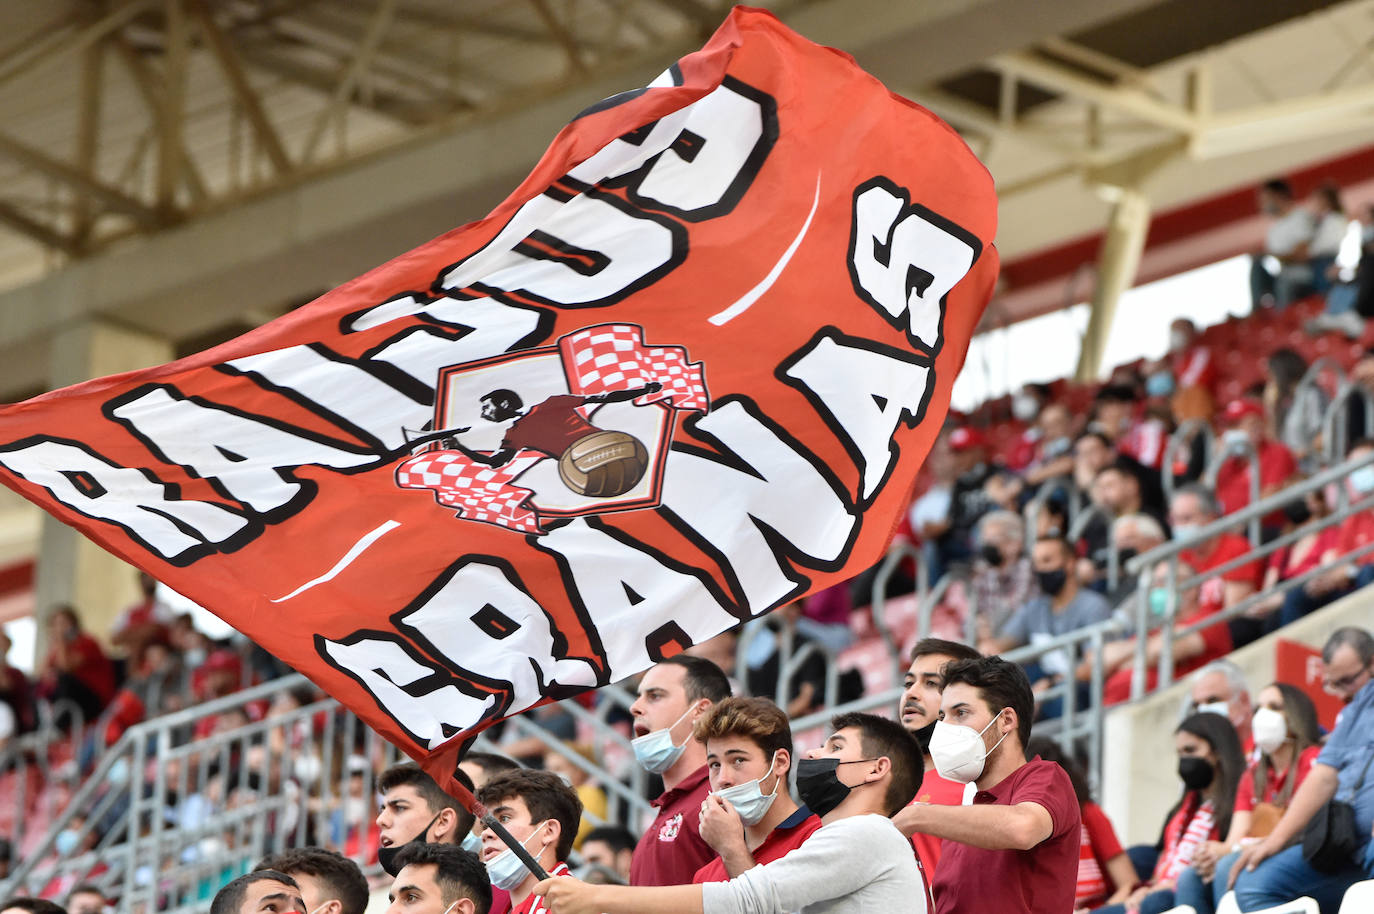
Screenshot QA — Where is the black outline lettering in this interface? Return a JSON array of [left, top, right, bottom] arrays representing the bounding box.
[[0, 435, 252, 566], [437, 188, 688, 310], [104, 384, 377, 526], [775, 327, 936, 509], [846, 176, 983, 357], [655, 396, 861, 615]]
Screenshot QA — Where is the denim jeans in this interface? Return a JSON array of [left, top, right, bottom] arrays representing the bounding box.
[[1089, 889, 1176, 914], [1173, 850, 1240, 914], [1232, 844, 1366, 912]]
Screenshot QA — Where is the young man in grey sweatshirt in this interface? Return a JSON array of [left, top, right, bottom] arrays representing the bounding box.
[[533, 711, 928, 914]]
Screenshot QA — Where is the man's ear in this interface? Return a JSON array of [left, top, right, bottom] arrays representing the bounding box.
[[773, 748, 791, 779], [1000, 708, 1019, 741], [543, 818, 562, 854], [432, 806, 458, 841], [866, 756, 892, 784], [452, 898, 476, 914]]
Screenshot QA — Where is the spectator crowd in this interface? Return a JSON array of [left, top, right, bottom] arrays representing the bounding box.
[[4, 176, 1374, 914]]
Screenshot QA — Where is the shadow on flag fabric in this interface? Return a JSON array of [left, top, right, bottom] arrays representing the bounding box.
[[0, 7, 998, 801]]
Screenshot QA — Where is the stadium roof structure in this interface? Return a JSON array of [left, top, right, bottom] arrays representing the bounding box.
[[1, 0, 1374, 392]]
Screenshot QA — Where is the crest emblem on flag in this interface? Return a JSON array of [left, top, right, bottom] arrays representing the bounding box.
[[395, 322, 708, 533]]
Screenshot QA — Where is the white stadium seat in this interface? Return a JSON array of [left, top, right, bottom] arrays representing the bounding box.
[[1158, 905, 1197, 914], [1339, 880, 1374, 914], [1215, 892, 1320, 914]]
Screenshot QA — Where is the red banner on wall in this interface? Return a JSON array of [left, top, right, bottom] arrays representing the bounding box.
[[0, 8, 997, 795]]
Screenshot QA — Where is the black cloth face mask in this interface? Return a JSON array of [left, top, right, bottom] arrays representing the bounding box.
[[979, 543, 1004, 568], [1177, 756, 1215, 792], [795, 756, 876, 818], [1035, 568, 1068, 597], [378, 812, 441, 876], [912, 720, 938, 754]]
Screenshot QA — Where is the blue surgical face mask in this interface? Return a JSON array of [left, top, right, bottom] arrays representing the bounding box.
[[712, 751, 781, 826], [1171, 523, 1199, 542], [1148, 588, 1171, 618], [461, 830, 482, 855], [631, 705, 697, 774], [55, 828, 80, 856], [485, 821, 550, 891], [1146, 372, 1175, 398], [1350, 465, 1374, 496]]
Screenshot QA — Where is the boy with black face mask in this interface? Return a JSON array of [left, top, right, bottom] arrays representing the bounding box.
[[534, 712, 929, 914]]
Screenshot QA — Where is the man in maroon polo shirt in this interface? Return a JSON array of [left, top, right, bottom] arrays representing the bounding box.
[[628, 655, 731, 886], [900, 656, 1079, 914]]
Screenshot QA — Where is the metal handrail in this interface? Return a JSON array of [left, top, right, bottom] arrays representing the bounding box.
[[1161, 419, 1214, 504], [870, 541, 919, 685], [1126, 447, 1374, 698], [1128, 448, 1374, 575], [1322, 381, 1374, 466], [1024, 474, 1075, 543], [1202, 436, 1263, 545]]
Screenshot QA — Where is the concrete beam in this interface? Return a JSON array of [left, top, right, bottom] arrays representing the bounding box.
[[0, 0, 1177, 394]]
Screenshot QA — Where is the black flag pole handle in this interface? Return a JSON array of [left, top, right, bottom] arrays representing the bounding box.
[[480, 813, 551, 882]]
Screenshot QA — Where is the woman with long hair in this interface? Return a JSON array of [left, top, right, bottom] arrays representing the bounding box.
[[1090, 712, 1246, 914], [1173, 684, 1323, 914]]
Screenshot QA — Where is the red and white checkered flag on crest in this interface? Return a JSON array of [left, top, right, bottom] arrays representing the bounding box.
[[394, 451, 542, 534], [559, 324, 709, 413]]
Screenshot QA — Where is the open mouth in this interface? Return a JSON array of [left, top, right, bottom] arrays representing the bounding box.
[[633, 723, 650, 738]]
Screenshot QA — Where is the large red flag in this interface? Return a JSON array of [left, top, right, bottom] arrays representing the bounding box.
[[0, 8, 996, 797]]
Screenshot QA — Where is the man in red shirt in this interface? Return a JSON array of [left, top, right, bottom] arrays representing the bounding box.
[[1275, 438, 1374, 627], [628, 656, 730, 887], [892, 638, 981, 878], [1213, 399, 1298, 523], [35, 605, 115, 724], [477, 770, 582, 914], [1173, 483, 1264, 647], [901, 656, 1080, 914], [691, 696, 820, 883]]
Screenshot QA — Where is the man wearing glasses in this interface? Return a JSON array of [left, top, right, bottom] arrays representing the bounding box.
[[1229, 627, 1374, 910]]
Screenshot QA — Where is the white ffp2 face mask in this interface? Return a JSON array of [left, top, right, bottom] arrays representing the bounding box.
[[928, 713, 1009, 784], [1252, 707, 1290, 755], [711, 751, 781, 826], [1196, 701, 1230, 720]]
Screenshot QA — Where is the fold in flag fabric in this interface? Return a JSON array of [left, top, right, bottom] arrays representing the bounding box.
[[0, 6, 997, 800]]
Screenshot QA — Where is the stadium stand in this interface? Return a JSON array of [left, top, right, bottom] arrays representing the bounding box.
[[8, 6, 1374, 914]]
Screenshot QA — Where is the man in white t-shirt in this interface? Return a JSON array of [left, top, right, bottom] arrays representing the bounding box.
[[1251, 178, 1315, 310]]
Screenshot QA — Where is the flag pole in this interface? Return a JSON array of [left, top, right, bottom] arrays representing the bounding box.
[[480, 813, 551, 881]]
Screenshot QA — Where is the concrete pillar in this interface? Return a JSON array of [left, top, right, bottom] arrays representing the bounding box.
[[1075, 186, 1150, 382], [34, 319, 174, 651]]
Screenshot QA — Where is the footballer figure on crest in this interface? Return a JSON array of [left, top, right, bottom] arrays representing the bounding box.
[[439, 382, 663, 498]]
